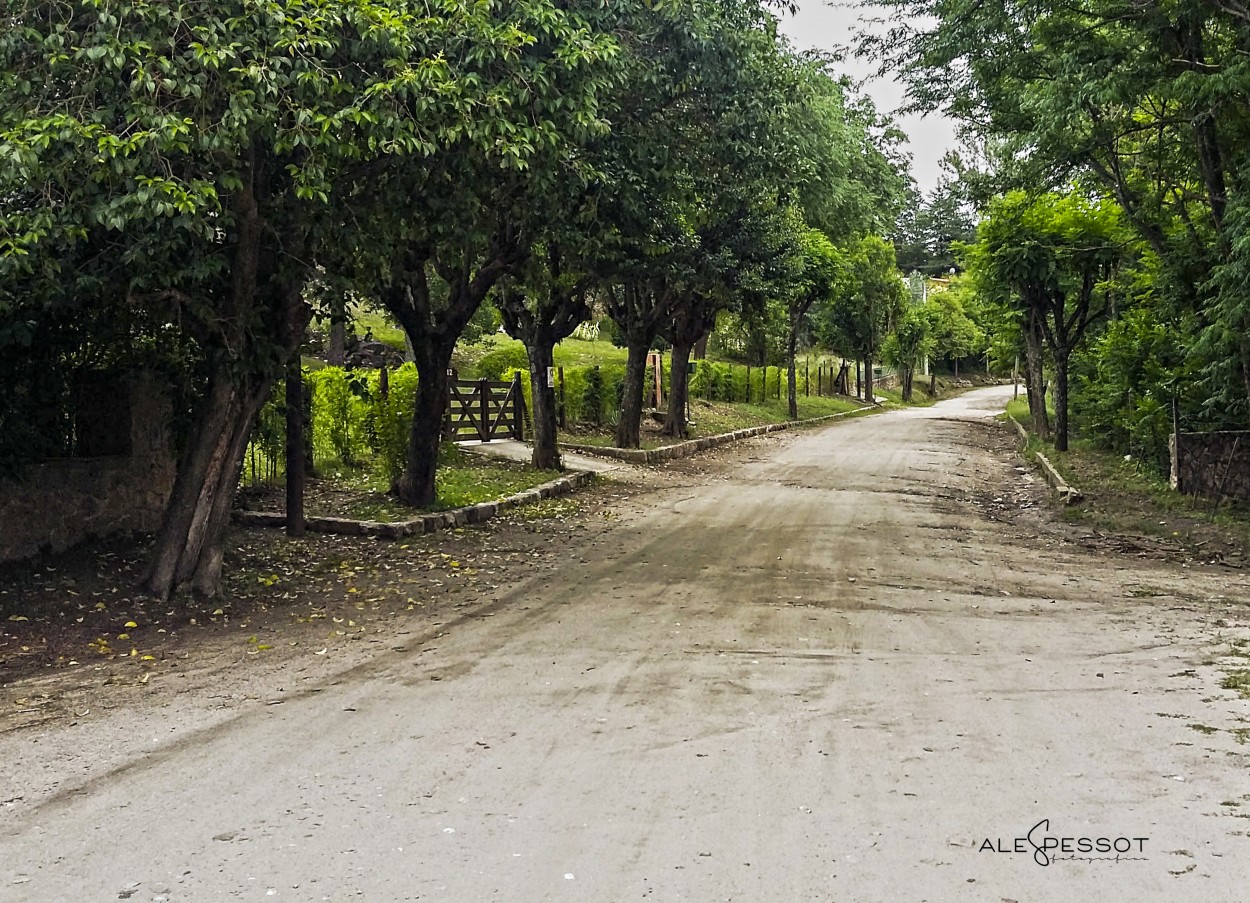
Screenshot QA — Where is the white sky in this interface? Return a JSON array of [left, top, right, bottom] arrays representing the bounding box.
[[775, 1, 957, 196]]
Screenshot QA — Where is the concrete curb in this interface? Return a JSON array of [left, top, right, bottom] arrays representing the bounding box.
[[234, 470, 596, 538], [1006, 413, 1083, 504], [565, 407, 871, 465]]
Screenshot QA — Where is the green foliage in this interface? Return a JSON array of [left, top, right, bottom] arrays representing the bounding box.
[[817, 235, 908, 361], [474, 346, 531, 381], [308, 368, 370, 467], [1070, 309, 1194, 474], [883, 305, 932, 373], [510, 364, 627, 429], [370, 364, 418, 484], [864, 0, 1250, 424], [925, 281, 984, 365]]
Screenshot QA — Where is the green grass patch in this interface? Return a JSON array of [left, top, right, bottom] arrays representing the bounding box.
[[253, 443, 561, 521], [1005, 405, 1250, 555], [455, 334, 631, 379], [349, 305, 408, 351], [434, 443, 561, 510], [1220, 670, 1250, 699]]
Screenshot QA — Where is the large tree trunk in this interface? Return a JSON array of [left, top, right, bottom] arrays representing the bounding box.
[[902, 366, 914, 402], [526, 336, 562, 470], [1024, 310, 1050, 439], [863, 355, 875, 404], [328, 319, 346, 366], [395, 341, 453, 506], [143, 144, 312, 601], [1240, 318, 1250, 429], [786, 328, 799, 420], [615, 341, 650, 448], [662, 339, 693, 438], [145, 372, 272, 600], [382, 236, 527, 504], [285, 359, 306, 537], [1053, 351, 1070, 452]]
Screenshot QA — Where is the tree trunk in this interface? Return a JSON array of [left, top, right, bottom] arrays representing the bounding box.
[[527, 336, 562, 470], [1024, 310, 1050, 439], [395, 342, 452, 507], [615, 341, 649, 448], [786, 328, 799, 420], [1240, 319, 1250, 429], [285, 359, 305, 537], [864, 355, 875, 404], [1053, 351, 1070, 452], [328, 319, 346, 366], [902, 366, 914, 402], [662, 340, 693, 438], [144, 372, 272, 600]]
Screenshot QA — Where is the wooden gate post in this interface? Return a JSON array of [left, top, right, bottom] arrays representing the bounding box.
[[443, 368, 457, 438], [512, 372, 525, 440], [478, 377, 490, 442]]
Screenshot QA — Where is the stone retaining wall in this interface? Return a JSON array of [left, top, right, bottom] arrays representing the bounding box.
[[1171, 430, 1250, 502], [564, 407, 870, 465], [0, 375, 174, 562], [234, 471, 595, 538]]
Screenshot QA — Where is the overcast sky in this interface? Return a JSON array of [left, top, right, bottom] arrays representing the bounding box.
[[774, 1, 957, 196]]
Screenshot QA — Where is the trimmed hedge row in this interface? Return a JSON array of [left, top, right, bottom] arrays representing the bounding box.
[[242, 356, 854, 486]]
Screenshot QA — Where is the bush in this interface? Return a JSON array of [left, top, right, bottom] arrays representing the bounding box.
[[508, 363, 629, 430], [308, 367, 371, 466], [474, 345, 530, 380], [369, 364, 417, 483]]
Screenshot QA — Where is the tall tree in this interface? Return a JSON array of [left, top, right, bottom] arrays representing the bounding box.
[[340, 2, 619, 504], [593, 0, 800, 447], [786, 227, 840, 419], [818, 236, 908, 404], [499, 246, 592, 470], [883, 305, 932, 402], [967, 191, 1124, 450], [0, 0, 480, 598], [861, 0, 1250, 426]]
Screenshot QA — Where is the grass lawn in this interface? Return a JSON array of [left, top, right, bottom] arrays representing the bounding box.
[[561, 392, 867, 450], [241, 443, 561, 521]]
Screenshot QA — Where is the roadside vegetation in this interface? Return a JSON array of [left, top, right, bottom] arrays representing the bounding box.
[[4, 0, 1245, 623], [1004, 399, 1250, 566]]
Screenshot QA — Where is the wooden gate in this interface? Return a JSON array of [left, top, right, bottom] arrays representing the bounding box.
[[445, 373, 525, 442]]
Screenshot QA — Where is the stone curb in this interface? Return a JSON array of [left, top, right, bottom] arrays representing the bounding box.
[[564, 407, 871, 465], [234, 470, 596, 538], [1006, 413, 1083, 504]]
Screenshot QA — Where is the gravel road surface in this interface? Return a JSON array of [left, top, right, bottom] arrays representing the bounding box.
[[3, 385, 1248, 902]]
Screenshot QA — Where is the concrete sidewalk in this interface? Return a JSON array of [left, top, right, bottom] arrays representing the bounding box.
[[457, 438, 624, 474]]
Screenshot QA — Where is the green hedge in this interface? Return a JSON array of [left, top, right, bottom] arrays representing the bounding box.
[[243, 355, 853, 486], [245, 364, 419, 486]]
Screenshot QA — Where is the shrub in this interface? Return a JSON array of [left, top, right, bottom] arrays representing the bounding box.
[[474, 345, 530, 380], [308, 366, 371, 466], [369, 364, 417, 483]]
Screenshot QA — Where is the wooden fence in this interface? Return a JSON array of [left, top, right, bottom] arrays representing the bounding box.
[[445, 373, 525, 442]]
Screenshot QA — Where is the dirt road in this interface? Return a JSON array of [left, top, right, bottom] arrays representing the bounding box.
[[3, 386, 1248, 902]]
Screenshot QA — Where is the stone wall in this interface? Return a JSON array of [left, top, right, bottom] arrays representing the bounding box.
[[0, 374, 175, 562], [1171, 430, 1250, 503]]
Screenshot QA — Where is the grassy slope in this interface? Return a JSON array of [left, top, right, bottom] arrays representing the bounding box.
[[1003, 398, 1250, 558]]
